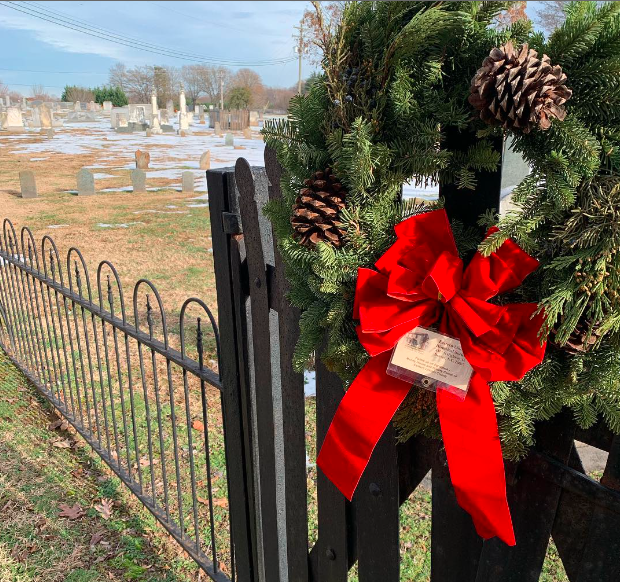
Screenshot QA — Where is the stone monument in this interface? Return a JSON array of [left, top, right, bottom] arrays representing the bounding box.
[[135, 149, 150, 169], [4, 107, 24, 132], [199, 150, 211, 170], [19, 171, 37, 199], [182, 171, 194, 193], [177, 86, 191, 135], [39, 104, 52, 129], [77, 169, 95, 196], [224, 133, 234, 146], [150, 89, 162, 135], [131, 169, 146, 193]]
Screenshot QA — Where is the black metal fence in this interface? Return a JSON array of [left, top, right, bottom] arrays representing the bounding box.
[[0, 219, 254, 582]]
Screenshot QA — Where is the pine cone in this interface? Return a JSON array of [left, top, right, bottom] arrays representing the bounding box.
[[554, 317, 601, 354], [469, 41, 572, 133], [291, 168, 347, 248]]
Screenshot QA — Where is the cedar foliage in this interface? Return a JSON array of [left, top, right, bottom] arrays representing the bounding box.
[[264, 1, 620, 459]]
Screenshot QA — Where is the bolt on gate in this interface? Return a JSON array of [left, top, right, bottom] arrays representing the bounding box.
[[206, 144, 620, 582], [0, 220, 254, 582]]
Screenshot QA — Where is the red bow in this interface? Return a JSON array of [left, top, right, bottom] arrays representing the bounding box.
[[317, 209, 546, 546]]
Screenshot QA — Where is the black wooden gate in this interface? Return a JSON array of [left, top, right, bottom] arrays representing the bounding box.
[[207, 143, 620, 582]]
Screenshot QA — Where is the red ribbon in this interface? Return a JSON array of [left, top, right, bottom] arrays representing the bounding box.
[[316, 209, 546, 546]]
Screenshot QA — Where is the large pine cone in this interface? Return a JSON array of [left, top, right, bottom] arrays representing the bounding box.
[[554, 317, 601, 354], [291, 168, 347, 248], [469, 41, 572, 133]]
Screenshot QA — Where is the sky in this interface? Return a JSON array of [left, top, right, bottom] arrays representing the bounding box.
[[0, 1, 311, 96], [0, 1, 549, 98]]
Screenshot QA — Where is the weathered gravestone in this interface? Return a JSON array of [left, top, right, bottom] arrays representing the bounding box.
[[131, 169, 146, 193], [243, 126, 252, 139], [135, 149, 150, 169], [145, 128, 152, 137], [19, 171, 37, 199], [199, 150, 211, 170], [43, 128, 54, 138], [5, 107, 24, 132], [77, 168, 95, 196], [39, 104, 52, 129], [166, 100, 174, 115], [214, 121, 221, 136], [181, 171, 194, 193], [199, 110, 205, 124], [224, 133, 234, 146]]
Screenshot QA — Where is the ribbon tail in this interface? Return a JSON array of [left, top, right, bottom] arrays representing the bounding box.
[[316, 351, 412, 501], [436, 374, 516, 546]]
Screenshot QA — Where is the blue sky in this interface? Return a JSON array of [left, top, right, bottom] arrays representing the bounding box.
[[0, 1, 549, 97], [0, 1, 310, 95]]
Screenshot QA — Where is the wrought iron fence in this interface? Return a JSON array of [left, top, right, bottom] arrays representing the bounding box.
[[0, 218, 241, 582]]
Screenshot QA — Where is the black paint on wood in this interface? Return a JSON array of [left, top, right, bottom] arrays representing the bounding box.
[[431, 449, 483, 582], [356, 424, 400, 582], [264, 146, 309, 582], [439, 127, 504, 236], [207, 167, 256, 582], [234, 158, 281, 582], [315, 342, 350, 582]]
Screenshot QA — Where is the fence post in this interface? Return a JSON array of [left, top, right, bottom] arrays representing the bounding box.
[[208, 167, 258, 582]]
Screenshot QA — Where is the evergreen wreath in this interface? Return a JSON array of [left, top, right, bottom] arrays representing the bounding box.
[[264, 1, 620, 460]]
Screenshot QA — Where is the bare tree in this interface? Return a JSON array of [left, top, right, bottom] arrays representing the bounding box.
[[536, 1, 568, 35], [123, 66, 154, 103], [495, 1, 528, 29], [199, 66, 231, 105], [30, 84, 54, 100], [153, 65, 179, 106], [181, 64, 206, 106], [109, 63, 128, 90], [264, 85, 296, 112], [231, 68, 266, 108], [301, 2, 344, 65]]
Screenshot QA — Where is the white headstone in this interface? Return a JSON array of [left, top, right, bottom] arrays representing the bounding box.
[[194, 105, 200, 115], [88, 101, 96, 111], [39, 104, 52, 129], [5, 107, 24, 131], [103, 101, 113, 111], [74, 101, 81, 112], [166, 99, 174, 115], [117, 113, 128, 127], [150, 90, 162, 134], [179, 87, 187, 115], [5, 95, 11, 107]]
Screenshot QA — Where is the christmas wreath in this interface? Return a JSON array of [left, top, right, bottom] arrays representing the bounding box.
[[264, 1, 620, 542]]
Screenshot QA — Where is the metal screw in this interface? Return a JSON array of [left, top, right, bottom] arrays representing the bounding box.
[[369, 482, 381, 497], [325, 548, 336, 561]]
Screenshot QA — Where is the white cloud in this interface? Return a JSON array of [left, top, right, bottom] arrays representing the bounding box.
[[0, 9, 134, 60]]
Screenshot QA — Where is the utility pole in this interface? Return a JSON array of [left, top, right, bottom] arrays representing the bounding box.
[[219, 69, 224, 110], [294, 19, 304, 95]]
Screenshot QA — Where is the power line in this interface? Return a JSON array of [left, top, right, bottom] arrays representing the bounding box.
[[0, 1, 297, 67], [0, 67, 107, 75], [22, 0, 292, 65]]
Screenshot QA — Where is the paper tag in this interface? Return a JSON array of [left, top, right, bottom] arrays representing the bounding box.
[[386, 326, 473, 400]]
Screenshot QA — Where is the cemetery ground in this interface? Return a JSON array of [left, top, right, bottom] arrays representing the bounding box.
[[0, 121, 574, 582]]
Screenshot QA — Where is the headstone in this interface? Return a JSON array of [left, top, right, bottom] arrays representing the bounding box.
[[199, 110, 205, 124], [243, 126, 252, 139], [199, 150, 211, 170], [177, 87, 191, 134], [182, 171, 194, 193], [66, 111, 97, 123], [166, 99, 174, 115], [194, 105, 200, 115], [116, 113, 131, 133], [21, 97, 27, 110], [19, 171, 37, 199], [88, 101, 96, 111], [224, 133, 234, 146], [249, 110, 259, 127], [74, 101, 81, 112], [159, 109, 174, 132], [179, 129, 187, 137], [150, 89, 162, 134], [214, 121, 221, 136], [5, 107, 24, 132], [145, 128, 152, 137], [0, 111, 6, 130], [42, 128, 54, 138], [77, 168, 95, 196], [39, 104, 52, 129], [5, 95, 10, 107], [135, 149, 150, 169], [102, 101, 113, 112], [131, 169, 146, 193]]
